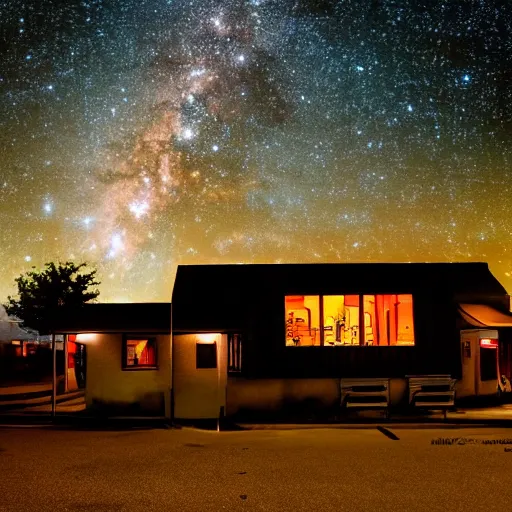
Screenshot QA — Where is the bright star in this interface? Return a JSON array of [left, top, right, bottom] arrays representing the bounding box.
[[129, 201, 150, 219], [182, 128, 194, 140]]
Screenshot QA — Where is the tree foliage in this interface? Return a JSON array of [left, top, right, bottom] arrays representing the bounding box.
[[4, 262, 100, 334]]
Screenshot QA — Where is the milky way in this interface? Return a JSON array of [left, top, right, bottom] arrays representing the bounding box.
[[1, 0, 512, 302]]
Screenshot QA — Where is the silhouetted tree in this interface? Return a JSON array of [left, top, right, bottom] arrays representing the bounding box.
[[4, 262, 100, 334]]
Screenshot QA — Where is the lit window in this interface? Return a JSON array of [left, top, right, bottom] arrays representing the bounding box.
[[123, 336, 157, 369], [323, 295, 360, 345], [364, 294, 415, 346], [285, 294, 415, 347], [285, 296, 321, 346]]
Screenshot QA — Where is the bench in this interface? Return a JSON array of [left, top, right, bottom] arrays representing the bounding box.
[[340, 378, 390, 418], [407, 375, 456, 419]]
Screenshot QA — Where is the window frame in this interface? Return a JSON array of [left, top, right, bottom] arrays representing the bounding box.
[[284, 294, 416, 347], [121, 334, 159, 371], [228, 333, 243, 373]]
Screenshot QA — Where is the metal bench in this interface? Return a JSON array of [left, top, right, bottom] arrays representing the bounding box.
[[340, 378, 390, 418], [407, 375, 456, 419]]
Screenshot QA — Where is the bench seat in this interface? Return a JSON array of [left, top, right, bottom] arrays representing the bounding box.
[[341, 378, 390, 417]]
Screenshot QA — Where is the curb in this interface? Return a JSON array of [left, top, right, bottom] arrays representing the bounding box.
[[0, 415, 174, 431], [233, 422, 512, 430]]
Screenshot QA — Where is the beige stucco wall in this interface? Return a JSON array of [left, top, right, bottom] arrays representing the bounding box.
[[226, 377, 407, 416], [173, 333, 227, 419], [85, 333, 172, 418]]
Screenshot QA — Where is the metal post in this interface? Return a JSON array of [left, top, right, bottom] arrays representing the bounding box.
[[51, 332, 56, 418], [64, 334, 68, 393], [217, 336, 221, 432]]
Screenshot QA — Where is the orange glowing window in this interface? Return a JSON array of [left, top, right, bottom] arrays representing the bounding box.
[[363, 294, 415, 346], [322, 295, 360, 346], [285, 296, 320, 346], [285, 294, 415, 347], [122, 336, 157, 369]]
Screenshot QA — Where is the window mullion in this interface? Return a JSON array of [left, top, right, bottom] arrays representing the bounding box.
[[359, 294, 364, 346], [319, 295, 324, 347]]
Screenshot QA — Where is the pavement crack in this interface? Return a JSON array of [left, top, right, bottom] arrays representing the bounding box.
[[376, 426, 400, 440]]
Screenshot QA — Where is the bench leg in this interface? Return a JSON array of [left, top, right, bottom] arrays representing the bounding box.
[[443, 409, 447, 421]]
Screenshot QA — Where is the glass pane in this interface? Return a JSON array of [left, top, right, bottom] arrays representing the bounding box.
[[285, 296, 320, 346], [374, 295, 394, 346], [323, 295, 360, 345], [126, 339, 156, 366], [396, 294, 415, 346]]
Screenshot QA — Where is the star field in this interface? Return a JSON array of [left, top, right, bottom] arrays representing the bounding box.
[[1, 0, 512, 302]]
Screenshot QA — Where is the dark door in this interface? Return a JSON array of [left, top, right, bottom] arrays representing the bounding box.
[[74, 343, 86, 389]]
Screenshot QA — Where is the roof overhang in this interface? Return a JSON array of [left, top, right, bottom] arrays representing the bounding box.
[[458, 303, 512, 328], [50, 303, 172, 334]]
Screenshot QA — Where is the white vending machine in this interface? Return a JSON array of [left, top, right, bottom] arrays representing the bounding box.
[[456, 329, 500, 399]]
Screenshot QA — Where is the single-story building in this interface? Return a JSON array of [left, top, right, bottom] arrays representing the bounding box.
[[53, 303, 171, 417], [53, 262, 512, 420]]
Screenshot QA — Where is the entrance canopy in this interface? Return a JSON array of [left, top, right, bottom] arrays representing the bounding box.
[[459, 303, 512, 328]]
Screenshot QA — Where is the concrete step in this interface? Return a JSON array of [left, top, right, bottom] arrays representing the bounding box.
[[0, 390, 84, 411], [0, 385, 53, 402]]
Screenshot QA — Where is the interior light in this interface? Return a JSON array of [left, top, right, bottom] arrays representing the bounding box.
[[480, 338, 498, 348]]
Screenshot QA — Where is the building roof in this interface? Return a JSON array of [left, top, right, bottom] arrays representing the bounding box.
[[51, 303, 172, 333], [171, 262, 509, 332]]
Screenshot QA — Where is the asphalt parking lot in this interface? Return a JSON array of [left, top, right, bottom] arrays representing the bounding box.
[[1, 425, 512, 511]]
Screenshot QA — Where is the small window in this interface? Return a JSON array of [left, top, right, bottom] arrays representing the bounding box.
[[196, 343, 217, 369], [228, 333, 242, 372], [122, 336, 157, 370]]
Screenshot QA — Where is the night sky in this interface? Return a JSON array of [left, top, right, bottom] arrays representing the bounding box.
[[1, 0, 512, 302]]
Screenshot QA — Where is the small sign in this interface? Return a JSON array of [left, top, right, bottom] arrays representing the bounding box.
[[463, 340, 471, 358]]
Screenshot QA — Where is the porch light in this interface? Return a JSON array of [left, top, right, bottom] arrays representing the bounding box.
[[196, 333, 219, 343], [75, 333, 98, 343]]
